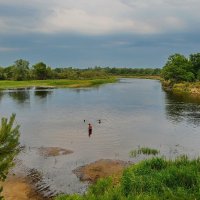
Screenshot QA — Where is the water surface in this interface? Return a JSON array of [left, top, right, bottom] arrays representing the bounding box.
[[1, 79, 200, 194]]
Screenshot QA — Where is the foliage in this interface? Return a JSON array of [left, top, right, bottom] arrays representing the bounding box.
[[162, 52, 200, 83], [13, 59, 30, 81], [0, 114, 20, 199], [104, 67, 161, 76], [3, 66, 15, 80], [55, 156, 200, 200], [32, 62, 54, 80], [0, 59, 161, 81], [162, 54, 194, 83], [0, 68, 5, 80], [189, 53, 200, 80], [129, 147, 160, 158]]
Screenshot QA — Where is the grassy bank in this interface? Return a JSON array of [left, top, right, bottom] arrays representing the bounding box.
[[0, 78, 117, 89], [55, 156, 200, 200], [162, 80, 200, 96]]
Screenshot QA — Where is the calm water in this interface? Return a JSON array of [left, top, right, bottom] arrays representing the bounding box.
[[1, 78, 200, 194]]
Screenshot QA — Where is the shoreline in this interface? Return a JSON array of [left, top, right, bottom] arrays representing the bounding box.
[[0, 78, 117, 90], [0, 77, 162, 90], [162, 80, 200, 97], [1, 174, 49, 200], [1, 158, 130, 200]]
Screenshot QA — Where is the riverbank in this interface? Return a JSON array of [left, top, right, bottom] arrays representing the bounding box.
[[1, 158, 129, 200], [116, 75, 161, 80], [0, 78, 117, 90], [56, 156, 200, 200], [1, 174, 46, 200], [162, 80, 200, 96]]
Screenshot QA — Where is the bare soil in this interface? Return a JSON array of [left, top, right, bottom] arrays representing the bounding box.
[[73, 159, 130, 183], [1, 175, 45, 200]]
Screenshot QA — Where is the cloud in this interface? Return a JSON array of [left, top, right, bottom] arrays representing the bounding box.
[[0, 0, 199, 35], [0, 0, 199, 68]]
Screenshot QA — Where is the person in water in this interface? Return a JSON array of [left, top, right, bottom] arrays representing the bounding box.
[[88, 123, 92, 137]]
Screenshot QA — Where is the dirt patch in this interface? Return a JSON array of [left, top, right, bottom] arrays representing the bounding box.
[[1, 167, 56, 200], [73, 159, 130, 183], [39, 147, 73, 157], [1, 175, 45, 200]]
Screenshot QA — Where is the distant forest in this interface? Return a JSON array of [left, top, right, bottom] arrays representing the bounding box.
[[1, 52, 200, 82], [1, 53, 200, 82], [0, 59, 161, 81], [0, 60, 161, 81]]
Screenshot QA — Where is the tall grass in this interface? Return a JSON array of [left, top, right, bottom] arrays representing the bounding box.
[[129, 147, 160, 157], [55, 155, 200, 200]]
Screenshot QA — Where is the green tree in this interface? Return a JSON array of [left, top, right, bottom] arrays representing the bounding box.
[[162, 54, 194, 83], [0, 67, 5, 80], [3, 66, 15, 80], [189, 53, 200, 79], [13, 59, 30, 81], [32, 62, 48, 80], [0, 114, 20, 199]]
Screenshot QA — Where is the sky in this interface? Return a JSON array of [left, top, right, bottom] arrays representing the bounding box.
[[0, 0, 200, 68]]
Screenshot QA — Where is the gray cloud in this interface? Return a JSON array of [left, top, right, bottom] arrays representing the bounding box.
[[0, 0, 200, 35], [0, 0, 199, 67]]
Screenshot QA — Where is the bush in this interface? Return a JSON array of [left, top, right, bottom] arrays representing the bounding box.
[[55, 156, 200, 200]]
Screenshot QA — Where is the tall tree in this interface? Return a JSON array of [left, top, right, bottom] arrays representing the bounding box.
[[189, 53, 200, 80], [32, 62, 48, 80], [0, 67, 5, 80], [0, 114, 20, 199], [3, 66, 15, 80], [13, 59, 30, 81]]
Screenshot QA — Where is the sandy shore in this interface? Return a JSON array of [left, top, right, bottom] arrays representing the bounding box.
[[1, 175, 45, 200], [0, 146, 75, 200]]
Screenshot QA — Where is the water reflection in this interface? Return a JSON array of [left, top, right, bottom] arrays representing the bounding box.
[[71, 87, 100, 93], [34, 90, 53, 99], [8, 90, 30, 104], [0, 91, 5, 101], [165, 92, 200, 126]]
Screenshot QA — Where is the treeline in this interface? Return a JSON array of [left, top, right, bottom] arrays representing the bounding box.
[[162, 53, 200, 83], [104, 67, 161, 76], [0, 59, 161, 81]]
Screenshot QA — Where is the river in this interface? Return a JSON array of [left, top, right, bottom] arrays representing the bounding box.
[[1, 78, 200, 194]]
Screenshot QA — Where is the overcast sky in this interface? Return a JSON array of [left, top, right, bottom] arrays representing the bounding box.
[[0, 0, 200, 68]]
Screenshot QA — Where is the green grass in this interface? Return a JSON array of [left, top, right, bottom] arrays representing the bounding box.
[[129, 147, 160, 158], [0, 78, 117, 89], [55, 155, 200, 200]]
